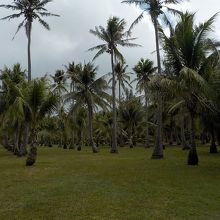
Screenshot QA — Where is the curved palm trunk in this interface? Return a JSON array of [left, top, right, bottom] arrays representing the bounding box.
[[26, 128, 37, 166], [88, 102, 99, 153], [210, 124, 217, 154], [188, 112, 199, 165], [144, 88, 149, 148], [152, 18, 163, 159], [110, 51, 118, 153], [27, 20, 32, 82]]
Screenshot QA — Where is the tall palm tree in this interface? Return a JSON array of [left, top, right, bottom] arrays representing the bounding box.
[[133, 58, 157, 148], [66, 62, 110, 153], [159, 12, 220, 165], [0, 0, 59, 82], [122, 0, 183, 159], [89, 16, 140, 153]]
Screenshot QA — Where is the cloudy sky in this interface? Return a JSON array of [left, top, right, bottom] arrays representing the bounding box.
[[0, 0, 219, 78]]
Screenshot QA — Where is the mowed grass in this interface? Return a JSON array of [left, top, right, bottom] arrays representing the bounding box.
[[0, 146, 220, 220]]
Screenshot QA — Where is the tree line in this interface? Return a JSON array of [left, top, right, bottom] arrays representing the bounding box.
[[0, 0, 220, 167]]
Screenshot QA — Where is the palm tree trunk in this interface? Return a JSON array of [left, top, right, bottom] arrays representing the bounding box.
[[152, 18, 163, 159], [210, 124, 217, 154], [110, 51, 118, 153], [188, 112, 199, 165], [27, 20, 32, 82], [144, 88, 149, 148], [119, 79, 121, 105], [26, 128, 38, 166], [181, 117, 190, 150], [88, 101, 99, 153]]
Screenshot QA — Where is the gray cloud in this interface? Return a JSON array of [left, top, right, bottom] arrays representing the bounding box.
[[0, 0, 219, 78]]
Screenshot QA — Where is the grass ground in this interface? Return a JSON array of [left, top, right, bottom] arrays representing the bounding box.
[[0, 146, 220, 220]]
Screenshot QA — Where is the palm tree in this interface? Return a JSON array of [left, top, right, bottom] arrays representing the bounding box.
[[0, 0, 59, 81], [25, 78, 58, 166], [133, 58, 157, 148], [89, 16, 140, 153], [65, 62, 77, 93], [122, 0, 183, 159], [112, 61, 132, 105], [119, 97, 144, 148], [66, 62, 110, 153], [159, 12, 220, 165]]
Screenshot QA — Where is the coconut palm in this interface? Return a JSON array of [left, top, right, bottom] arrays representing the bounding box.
[[159, 12, 220, 165], [133, 58, 157, 148], [119, 97, 144, 148], [65, 62, 77, 93], [111, 61, 132, 105], [0, 0, 59, 81], [66, 62, 110, 153], [89, 16, 140, 153], [0, 63, 26, 85], [122, 0, 183, 158], [25, 78, 58, 166]]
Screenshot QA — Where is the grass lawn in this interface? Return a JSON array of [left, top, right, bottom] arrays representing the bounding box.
[[0, 146, 220, 220]]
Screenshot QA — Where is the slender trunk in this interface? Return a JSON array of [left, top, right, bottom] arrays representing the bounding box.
[[88, 102, 98, 153], [188, 112, 198, 165], [152, 18, 163, 159], [14, 125, 20, 156], [110, 51, 118, 153], [119, 80, 121, 106], [27, 20, 32, 82], [210, 124, 217, 154], [144, 88, 149, 148], [22, 123, 29, 155], [174, 128, 181, 145], [181, 118, 190, 150], [26, 128, 37, 166]]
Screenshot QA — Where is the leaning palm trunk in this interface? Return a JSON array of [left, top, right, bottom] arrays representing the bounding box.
[[26, 128, 37, 166], [188, 112, 198, 165], [144, 88, 149, 148], [152, 18, 163, 159], [88, 102, 99, 153], [110, 51, 118, 153], [27, 20, 32, 82]]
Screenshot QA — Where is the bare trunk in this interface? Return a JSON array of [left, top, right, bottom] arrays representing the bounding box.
[[144, 88, 149, 148], [88, 102, 99, 153], [152, 18, 163, 159], [188, 112, 198, 165], [110, 51, 118, 153], [27, 20, 32, 82]]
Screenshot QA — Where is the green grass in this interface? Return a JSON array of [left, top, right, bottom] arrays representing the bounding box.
[[0, 146, 220, 220]]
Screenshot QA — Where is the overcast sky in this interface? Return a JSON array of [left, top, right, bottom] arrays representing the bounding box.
[[0, 0, 219, 78]]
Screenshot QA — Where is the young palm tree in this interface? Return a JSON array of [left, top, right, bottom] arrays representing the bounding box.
[[133, 58, 157, 148], [119, 97, 144, 148], [0, 0, 59, 81], [89, 16, 140, 153], [122, 0, 183, 159], [25, 78, 58, 166], [66, 62, 110, 153]]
